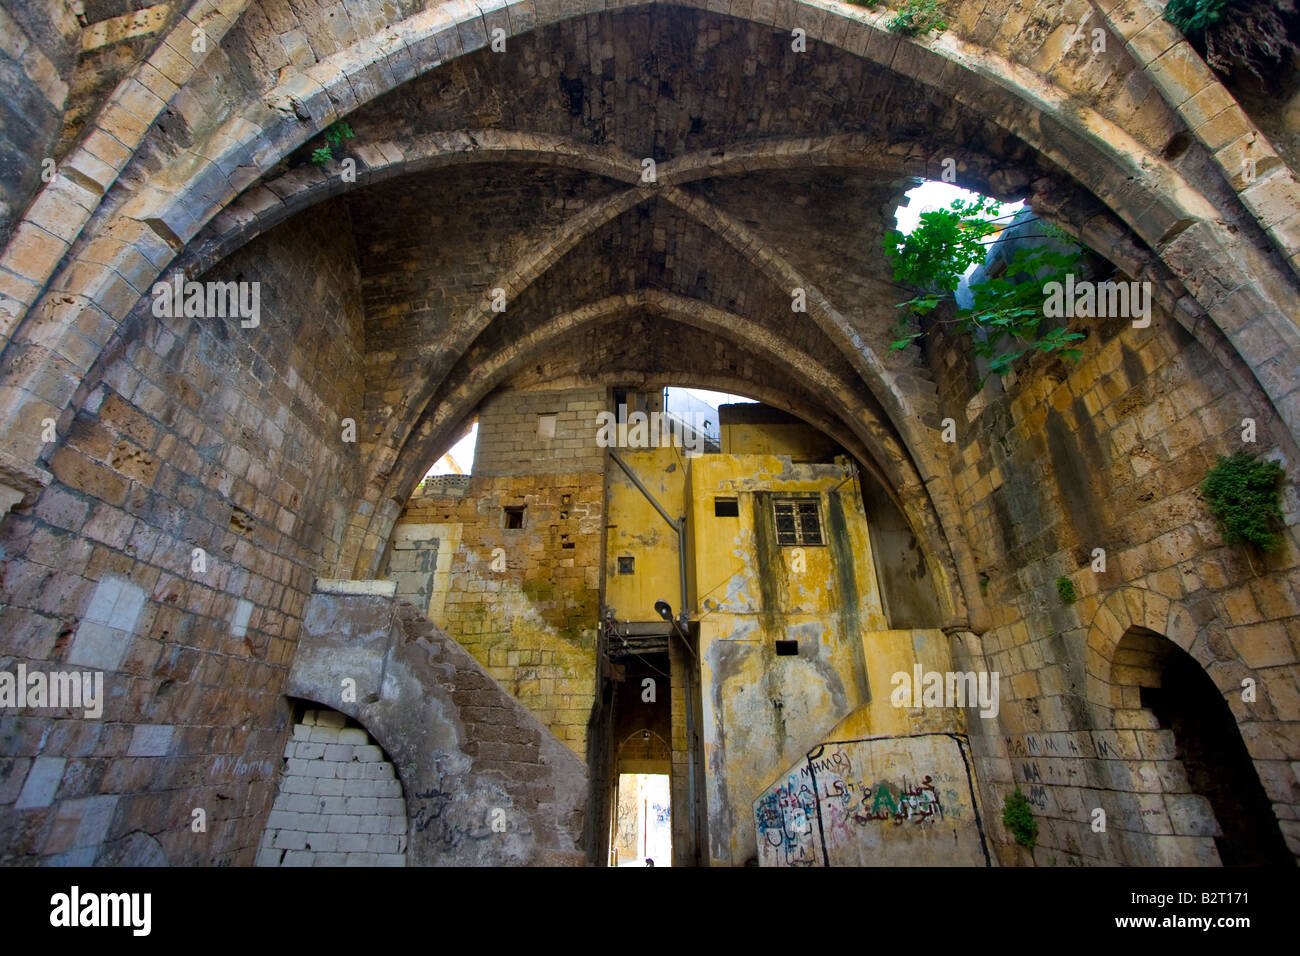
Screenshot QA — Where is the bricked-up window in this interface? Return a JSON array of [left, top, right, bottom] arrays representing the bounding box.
[[618, 556, 635, 574], [773, 499, 822, 546], [504, 506, 526, 530]]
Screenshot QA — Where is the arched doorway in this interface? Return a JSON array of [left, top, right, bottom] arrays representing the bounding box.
[[612, 730, 673, 867], [256, 704, 408, 867], [1112, 626, 1292, 866]]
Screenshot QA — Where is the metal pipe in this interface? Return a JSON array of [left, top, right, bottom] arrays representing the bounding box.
[[608, 450, 701, 862], [608, 451, 691, 637], [675, 516, 695, 661], [686, 650, 696, 868], [609, 450, 678, 531]]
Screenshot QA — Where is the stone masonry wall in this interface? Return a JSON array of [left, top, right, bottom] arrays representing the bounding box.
[[0, 1, 76, 248], [1, 0, 1298, 871], [384, 386, 608, 756], [0, 199, 367, 864], [256, 707, 407, 867], [287, 591, 589, 865], [934, 292, 1300, 865], [394, 468, 604, 758], [472, 387, 608, 477]]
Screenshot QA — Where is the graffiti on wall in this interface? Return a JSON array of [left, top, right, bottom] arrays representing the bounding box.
[[754, 776, 821, 866], [753, 732, 990, 866]]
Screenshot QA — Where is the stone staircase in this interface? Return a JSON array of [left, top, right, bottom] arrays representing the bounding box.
[[283, 582, 589, 865]]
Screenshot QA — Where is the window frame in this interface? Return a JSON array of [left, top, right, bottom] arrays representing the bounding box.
[[714, 496, 739, 518], [772, 496, 824, 547], [503, 506, 526, 530]]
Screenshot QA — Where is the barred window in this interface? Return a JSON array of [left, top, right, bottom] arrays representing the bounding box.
[[773, 499, 823, 546]]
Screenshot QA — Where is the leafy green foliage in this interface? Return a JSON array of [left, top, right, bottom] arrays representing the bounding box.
[[884, 197, 1085, 379], [887, 0, 947, 35], [887, 196, 1001, 291], [1201, 453, 1286, 552], [962, 245, 1085, 377], [1056, 576, 1076, 603], [1163, 0, 1296, 82], [1164, 0, 1231, 37], [1002, 788, 1038, 849], [324, 121, 354, 147], [309, 121, 356, 165]]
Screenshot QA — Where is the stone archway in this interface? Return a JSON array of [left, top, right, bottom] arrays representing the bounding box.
[[286, 586, 590, 865], [1084, 587, 1293, 865], [3, 0, 1300, 868], [4, 0, 1300, 615], [256, 704, 409, 867], [1085, 587, 1204, 713]]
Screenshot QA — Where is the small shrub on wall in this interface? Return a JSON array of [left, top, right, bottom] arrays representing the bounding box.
[[1056, 576, 1077, 604], [1002, 788, 1038, 849], [1201, 453, 1287, 552], [886, 0, 947, 36], [310, 121, 356, 165]]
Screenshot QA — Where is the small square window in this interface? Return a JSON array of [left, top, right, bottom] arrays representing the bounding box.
[[775, 640, 799, 656], [617, 556, 635, 575], [504, 506, 526, 530], [714, 497, 739, 517], [773, 499, 822, 546]]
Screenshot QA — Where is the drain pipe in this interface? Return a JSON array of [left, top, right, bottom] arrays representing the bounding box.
[[608, 451, 689, 619], [608, 451, 701, 864]]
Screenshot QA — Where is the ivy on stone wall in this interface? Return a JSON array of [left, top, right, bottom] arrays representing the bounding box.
[[842, 0, 948, 36], [1056, 576, 1077, 603]]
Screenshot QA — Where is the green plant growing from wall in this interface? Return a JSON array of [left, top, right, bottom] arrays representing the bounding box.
[[1201, 453, 1286, 552], [1163, 0, 1298, 82], [883, 197, 1085, 380], [1056, 575, 1076, 603], [1165, 0, 1231, 33], [310, 121, 356, 166], [1002, 787, 1038, 849], [886, 0, 947, 35]]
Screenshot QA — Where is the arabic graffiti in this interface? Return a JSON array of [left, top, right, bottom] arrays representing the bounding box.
[[753, 734, 990, 866], [410, 786, 534, 852], [847, 775, 944, 825], [754, 775, 821, 866], [754, 764, 946, 865]]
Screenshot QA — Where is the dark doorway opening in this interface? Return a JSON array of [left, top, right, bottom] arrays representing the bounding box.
[[603, 646, 675, 866], [1132, 632, 1293, 866]]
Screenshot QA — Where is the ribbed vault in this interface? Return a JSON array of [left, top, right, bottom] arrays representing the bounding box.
[[9, 1, 1300, 640]]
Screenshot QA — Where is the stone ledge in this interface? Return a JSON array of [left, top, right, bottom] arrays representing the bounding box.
[[312, 578, 397, 596], [0, 448, 52, 514]]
